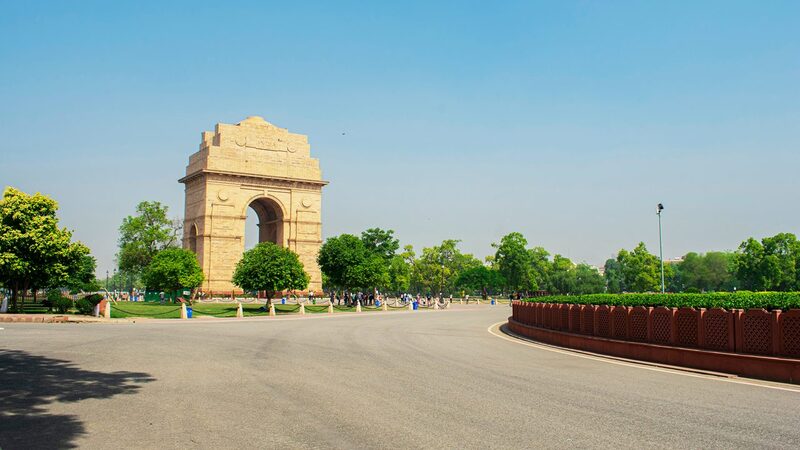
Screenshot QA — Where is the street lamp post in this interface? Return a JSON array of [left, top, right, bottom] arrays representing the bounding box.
[[106, 270, 109, 291], [657, 203, 665, 294]]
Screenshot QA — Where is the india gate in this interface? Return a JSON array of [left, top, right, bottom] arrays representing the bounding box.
[[178, 116, 327, 293]]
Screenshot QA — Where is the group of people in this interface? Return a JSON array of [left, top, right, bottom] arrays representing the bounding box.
[[329, 291, 385, 307]]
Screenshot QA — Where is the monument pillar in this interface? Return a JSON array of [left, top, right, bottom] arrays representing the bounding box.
[[179, 116, 327, 293]]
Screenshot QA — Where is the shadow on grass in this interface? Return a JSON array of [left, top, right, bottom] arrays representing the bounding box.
[[0, 349, 154, 449]]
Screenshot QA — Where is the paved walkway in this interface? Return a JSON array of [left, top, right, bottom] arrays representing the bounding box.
[[1, 306, 798, 448]]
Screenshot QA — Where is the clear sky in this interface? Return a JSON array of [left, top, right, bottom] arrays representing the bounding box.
[[1, 1, 798, 275]]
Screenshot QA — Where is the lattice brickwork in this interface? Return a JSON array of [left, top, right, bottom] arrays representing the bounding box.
[[596, 306, 611, 337], [581, 306, 595, 335], [651, 307, 672, 344], [780, 310, 800, 357], [703, 309, 731, 351], [612, 306, 627, 339], [569, 305, 581, 332], [674, 308, 698, 347], [629, 307, 648, 342], [742, 310, 772, 355]]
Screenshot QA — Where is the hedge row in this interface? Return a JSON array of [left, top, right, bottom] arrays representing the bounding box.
[[523, 292, 800, 311]]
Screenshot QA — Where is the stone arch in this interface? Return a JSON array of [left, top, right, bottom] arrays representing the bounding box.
[[188, 223, 198, 254], [245, 196, 286, 246], [179, 116, 327, 293]]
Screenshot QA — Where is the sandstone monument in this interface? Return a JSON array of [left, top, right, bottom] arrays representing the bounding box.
[[179, 116, 327, 293]]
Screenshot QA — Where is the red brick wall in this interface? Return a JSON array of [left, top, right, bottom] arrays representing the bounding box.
[[511, 301, 799, 359]]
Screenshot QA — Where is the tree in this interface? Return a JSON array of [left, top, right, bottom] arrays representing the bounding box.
[[735, 233, 800, 291], [318, 234, 387, 292], [142, 248, 204, 295], [617, 243, 660, 292], [360, 228, 399, 261], [494, 232, 532, 292], [64, 253, 99, 293], [412, 240, 480, 295], [604, 258, 624, 293], [387, 255, 411, 293], [456, 265, 505, 298], [573, 264, 605, 294], [232, 242, 308, 304], [549, 255, 575, 294], [528, 247, 551, 291], [0, 187, 88, 309], [117, 201, 181, 276]]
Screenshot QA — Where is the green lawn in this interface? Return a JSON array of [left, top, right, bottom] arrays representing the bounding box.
[[107, 301, 398, 318]]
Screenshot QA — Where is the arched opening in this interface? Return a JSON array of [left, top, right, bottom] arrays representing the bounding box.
[[245, 197, 284, 250], [188, 224, 198, 254]]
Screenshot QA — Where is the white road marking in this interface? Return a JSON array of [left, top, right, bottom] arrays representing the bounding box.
[[488, 321, 800, 394]]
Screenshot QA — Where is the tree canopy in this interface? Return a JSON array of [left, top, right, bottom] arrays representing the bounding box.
[[0, 187, 90, 308], [232, 242, 309, 302], [142, 248, 204, 293], [117, 201, 181, 276], [493, 232, 531, 292]]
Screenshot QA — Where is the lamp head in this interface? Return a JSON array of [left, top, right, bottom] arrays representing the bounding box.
[[657, 203, 664, 214]]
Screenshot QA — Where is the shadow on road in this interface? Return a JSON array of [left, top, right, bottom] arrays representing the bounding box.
[[0, 349, 154, 449]]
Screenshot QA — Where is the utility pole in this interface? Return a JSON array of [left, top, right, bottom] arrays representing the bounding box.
[[657, 203, 665, 293]]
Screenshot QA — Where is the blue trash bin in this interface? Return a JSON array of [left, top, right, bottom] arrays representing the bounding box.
[[187, 307, 193, 318], [413, 301, 419, 310], [376, 300, 381, 307], [281, 298, 286, 305], [491, 299, 496, 305]]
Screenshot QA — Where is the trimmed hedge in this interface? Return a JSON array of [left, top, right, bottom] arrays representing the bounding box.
[[524, 292, 800, 311]]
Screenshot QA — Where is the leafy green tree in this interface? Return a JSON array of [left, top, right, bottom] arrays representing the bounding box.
[[735, 233, 800, 291], [456, 265, 505, 298], [617, 243, 660, 292], [117, 201, 181, 276], [387, 255, 411, 293], [494, 232, 532, 292], [528, 247, 551, 291], [0, 187, 88, 309], [412, 240, 480, 294], [573, 263, 605, 294], [604, 258, 624, 293], [142, 248, 204, 295], [64, 253, 100, 293], [232, 242, 308, 304], [318, 234, 387, 292], [549, 255, 575, 294], [360, 228, 400, 261]]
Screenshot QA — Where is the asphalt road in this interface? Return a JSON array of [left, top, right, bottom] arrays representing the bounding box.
[[1, 306, 799, 449]]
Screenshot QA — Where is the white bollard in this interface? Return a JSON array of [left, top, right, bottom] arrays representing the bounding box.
[[460, 298, 464, 305], [104, 300, 111, 319], [269, 302, 276, 317], [1, 296, 9, 313], [356, 301, 362, 313], [300, 303, 306, 315], [93, 303, 99, 317], [180, 303, 188, 319], [408, 301, 414, 312], [434, 301, 440, 310], [382, 301, 388, 311], [328, 302, 334, 314], [236, 302, 243, 318]]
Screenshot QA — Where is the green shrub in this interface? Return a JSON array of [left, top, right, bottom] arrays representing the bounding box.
[[75, 298, 93, 315], [84, 293, 104, 306], [52, 296, 73, 314], [524, 292, 800, 311], [74, 294, 103, 315]]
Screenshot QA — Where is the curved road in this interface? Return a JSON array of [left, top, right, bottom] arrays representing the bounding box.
[[1, 306, 799, 449]]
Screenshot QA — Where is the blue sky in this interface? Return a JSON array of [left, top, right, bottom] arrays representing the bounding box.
[[1, 1, 798, 275]]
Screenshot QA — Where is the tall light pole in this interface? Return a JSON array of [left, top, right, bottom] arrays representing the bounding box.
[[657, 203, 665, 293]]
